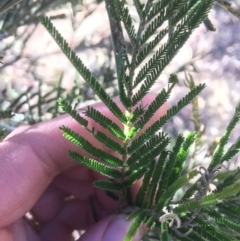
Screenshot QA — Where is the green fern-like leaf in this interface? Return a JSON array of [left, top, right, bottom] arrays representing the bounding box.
[[221, 136, 240, 162], [217, 203, 240, 219], [127, 135, 170, 170], [85, 106, 126, 140], [176, 181, 240, 214], [131, 84, 206, 152], [135, 27, 169, 68], [58, 99, 88, 127], [215, 168, 240, 193], [156, 169, 199, 212], [60, 126, 123, 167], [135, 166, 153, 207], [94, 180, 123, 191], [69, 151, 122, 179], [140, 13, 167, 46], [145, 150, 169, 208], [0, 109, 14, 120], [40, 16, 127, 124], [209, 104, 240, 169], [169, 132, 197, 183], [94, 131, 125, 155], [195, 217, 238, 241], [135, 83, 174, 130], [116, 50, 132, 109], [161, 221, 169, 241], [157, 134, 185, 198], [118, 2, 137, 46], [124, 166, 149, 188], [39, 0, 240, 240], [202, 181, 240, 206], [205, 208, 240, 235], [133, 0, 214, 94], [124, 210, 148, 241], [145, 0, 169, 23]]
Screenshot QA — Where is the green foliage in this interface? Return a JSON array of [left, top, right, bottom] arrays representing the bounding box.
[[40, 0, 240, 240], [209, 105, 240, 169], [0, 109, 14, 120], [0, 108, 14, 140], [203, 1, 240, 31], [0, 74, 81, 131]]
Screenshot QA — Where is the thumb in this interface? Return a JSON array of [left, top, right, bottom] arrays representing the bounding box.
[[79, 214, 144, 241]]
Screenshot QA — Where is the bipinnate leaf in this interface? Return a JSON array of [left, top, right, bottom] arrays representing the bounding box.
[[145, 216, 156, 229], [215, 168, 240, 193], [168, 132, 196, 183], [58, 98, 88, 128], [94, 131, 125, 155], [135, 27, 169, 68], [127, 136, 170, 171], [206, 208, 240, 235], [145, 150, 169, 208], [175, 181, 240, 214], [156, 134, 185, 200], [135, 85, 172, 130], [119, 3, 137, 46], [40, 16, 127, 124], [209, 104, 240, 169], [217, 203, 240, 218], [135, 167, 152, 207], [0, 109, 14, 120], [69, 151, 122, 179], [116, 50, 132, 109], [130, 84, 206, 152], [124, 167, 149, 188], [85, 106, 126, 140], [133, 0, 144, 18], [94, 180, 122, 191], [195, 217, 238, 241], [156, 169, 199, 212], [161, 222, 169, 241], [39, 0, 240, 240], [202, 181, 240, 206], [132, 0, 213, 97], [105, 190, 119, 201], [221, 136, 240, 162], [124, 210, 148, 241], [60, 126, 123, 167]]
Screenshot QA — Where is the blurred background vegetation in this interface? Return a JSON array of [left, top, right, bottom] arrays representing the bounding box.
[[1, 0, 240, 239], [0, 0, 115, 129]]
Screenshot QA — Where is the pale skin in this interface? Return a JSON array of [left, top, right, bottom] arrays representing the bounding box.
[[0, 95, 167, 241]]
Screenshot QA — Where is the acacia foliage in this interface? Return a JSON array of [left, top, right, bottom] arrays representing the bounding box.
[[41, 1, 240, 240]]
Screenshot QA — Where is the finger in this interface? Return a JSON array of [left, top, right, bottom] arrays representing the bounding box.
[[0, 227, 12, 241], [79, 215, 144, 241], [31, 172, 117, 225], [30, 185, 67, 224], [38, 199, 109, 240], [3, 218, 41, 241], [4, 125, 30, 139]]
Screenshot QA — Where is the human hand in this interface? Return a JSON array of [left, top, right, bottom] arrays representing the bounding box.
[[0, 95, 167, 241]]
